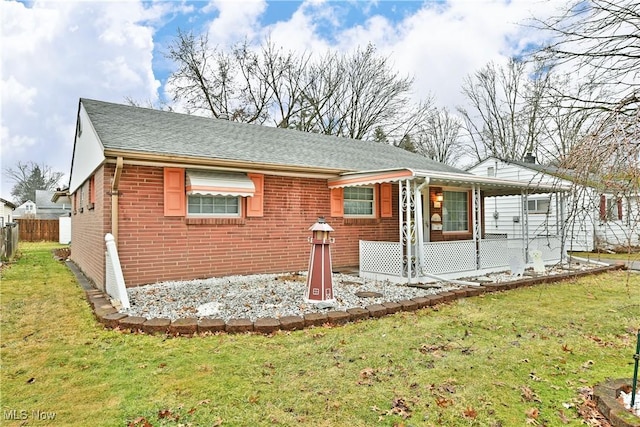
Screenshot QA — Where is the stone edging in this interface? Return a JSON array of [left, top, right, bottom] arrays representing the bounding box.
[[593, 378, 640, 427], [79, 264, 624, 336]]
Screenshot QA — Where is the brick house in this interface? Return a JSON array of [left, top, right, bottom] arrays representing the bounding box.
[[69, 98, 563, 289]]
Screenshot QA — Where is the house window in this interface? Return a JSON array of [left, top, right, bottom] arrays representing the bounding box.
[[187, 195, 240, 216], [487, 166, 495, 177], [526, 198, 551, 214], [343, 187, 375, 216], [442, 190, 468, 232], [600, 196, 622, 222]]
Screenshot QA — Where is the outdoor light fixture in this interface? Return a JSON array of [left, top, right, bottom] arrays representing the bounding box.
[[434, 192, 443, 208]]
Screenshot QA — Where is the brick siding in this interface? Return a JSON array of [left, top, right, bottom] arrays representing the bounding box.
[[75, 164, 400, 288], [70, 164, 108, 290]]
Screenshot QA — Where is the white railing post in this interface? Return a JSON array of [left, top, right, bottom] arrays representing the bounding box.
[[105, 233, 130, 309]]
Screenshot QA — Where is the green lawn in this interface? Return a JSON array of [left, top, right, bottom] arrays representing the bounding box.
[[1, 242, 639, 426], [570, 251, 640, 261]]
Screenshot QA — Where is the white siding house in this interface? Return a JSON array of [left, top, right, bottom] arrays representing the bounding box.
[[0, 198, 16, 226], [467, 157, 639, 251]]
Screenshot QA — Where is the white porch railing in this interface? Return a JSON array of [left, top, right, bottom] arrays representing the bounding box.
[[360, 236, 563, 282]]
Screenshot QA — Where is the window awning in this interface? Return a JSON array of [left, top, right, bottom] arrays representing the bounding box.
[[327, 168, 570, 196], [186, 170, 255, 197], [327, 169, 415, 188]]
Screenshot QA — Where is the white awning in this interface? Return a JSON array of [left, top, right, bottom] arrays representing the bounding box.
[[186, 170, 255, 197], [328, 168, 570, 196], [327, 169, 415, 188]]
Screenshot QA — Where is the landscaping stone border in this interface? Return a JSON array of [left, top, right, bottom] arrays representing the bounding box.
[[73, 263, 624, 336], [593, 378, 640, 427]]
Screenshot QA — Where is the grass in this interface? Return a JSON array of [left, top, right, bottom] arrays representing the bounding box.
[[1, 242, 639, 426], [570, 251, 640, 261]]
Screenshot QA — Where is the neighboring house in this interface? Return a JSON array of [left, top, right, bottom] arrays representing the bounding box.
[[13, 200, 37, 218], [69, 98, 563, 290], [13, 190, 72, 220], [0, 198, 16, 226], [467, 156, 639, 251]]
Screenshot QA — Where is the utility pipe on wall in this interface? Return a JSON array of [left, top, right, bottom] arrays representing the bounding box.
[[111, 157, 123, 245]]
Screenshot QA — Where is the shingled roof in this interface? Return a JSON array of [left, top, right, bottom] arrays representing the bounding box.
[[81, 98, 467, 175]]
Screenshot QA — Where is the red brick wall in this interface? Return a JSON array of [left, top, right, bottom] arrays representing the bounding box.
[[70, 165, 108, 290], [92, 164, 400, 287]]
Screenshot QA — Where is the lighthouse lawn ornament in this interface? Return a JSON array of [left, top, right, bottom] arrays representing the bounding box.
[[305, 217, 336, 305]]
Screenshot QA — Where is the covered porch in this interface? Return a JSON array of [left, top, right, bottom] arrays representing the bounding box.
[[329, 169, 569, 284]]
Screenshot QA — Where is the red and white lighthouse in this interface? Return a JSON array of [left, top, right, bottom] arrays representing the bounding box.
[[305, 217, 335, 305]]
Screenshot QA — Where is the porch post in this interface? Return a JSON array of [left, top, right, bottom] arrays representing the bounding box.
[[415, 179, 426, 277], [522, 190, 530, 263], [400, 179, 416, 283], [559, 191, 566, 262], [472, 185, 482, 270]]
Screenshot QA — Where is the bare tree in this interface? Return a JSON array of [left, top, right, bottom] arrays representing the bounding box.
[[532, 0, 640, 116], [295, 44, 433, 143], [414, 107, 464, 166], [529, 0, 640, 256], [457, 58, 551, 162], [166, 30, 244, 120], [164, 35, 433, 144], [5, 161, 63, 205]]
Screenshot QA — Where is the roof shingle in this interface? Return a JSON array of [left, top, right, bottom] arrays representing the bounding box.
[[81, 98, 467, 175]]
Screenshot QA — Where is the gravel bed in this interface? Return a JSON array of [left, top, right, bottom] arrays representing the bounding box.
[[120, 262, 604, 322], [120, 272, 459, 321]]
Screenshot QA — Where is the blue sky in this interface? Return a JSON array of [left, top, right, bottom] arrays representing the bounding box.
[[0, 0, 561, 202]]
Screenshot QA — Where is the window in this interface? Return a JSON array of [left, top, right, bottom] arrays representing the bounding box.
[[164, 168, 264, 218], [487, 166, 495, 177], [343, 187, 374, 216], [442, 190, 468, 232], [526, 198, 550, 214], [600, 195, 622, 222], [188, 195, 239, 216]]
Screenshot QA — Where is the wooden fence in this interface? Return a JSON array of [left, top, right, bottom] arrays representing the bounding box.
[[16, 219, 59, 242], [1, 223, 19, 261]]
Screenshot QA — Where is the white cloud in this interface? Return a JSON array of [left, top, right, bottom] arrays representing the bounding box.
[[0, 0, 179, 199], [0, 0, 565, 200], [205, 0, 267, 45]]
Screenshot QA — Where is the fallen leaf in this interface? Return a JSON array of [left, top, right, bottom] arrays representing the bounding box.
[[388, 397, 412, 419], [557, 409, 570, 424], [581, 360, 594, 369], [128, 417, 152, 427], [463, 406, 478, 419], [436, 397, 452, 408], [561, 344, 572, 352], [521, 386, 540, 402], [158, 409, 178, 421], [526, 407, 539, 419], [212, 417, 223, 426], [360, 367, 376, 379]]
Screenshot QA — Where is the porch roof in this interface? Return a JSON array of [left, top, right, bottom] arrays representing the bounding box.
[[327, 168, 569, 196]]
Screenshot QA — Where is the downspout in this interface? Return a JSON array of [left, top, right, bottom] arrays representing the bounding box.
[[111, 157, 123, 245]]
